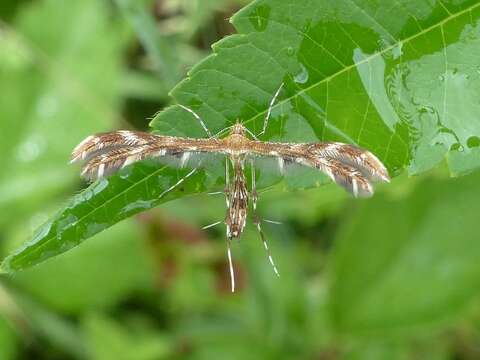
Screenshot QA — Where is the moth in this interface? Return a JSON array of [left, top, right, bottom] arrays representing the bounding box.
[[71, 84, 390, 292]]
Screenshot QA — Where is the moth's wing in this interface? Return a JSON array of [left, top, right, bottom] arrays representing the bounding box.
[[250, 148, 376, 197], [71, 131, 161, 163], [248, 153, 329, 190], [155, 150, 226, 185], [308, 142, 390, 182], [79, 143, 226, 183]]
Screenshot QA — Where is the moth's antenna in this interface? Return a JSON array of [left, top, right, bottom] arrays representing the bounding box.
[[178, 104, 215, 139], [224, 157, 230, 208], [259, 82, 284, 136], [216, 123, 259, 140], [250, 160, 280, 277], [213, 124, 235, 138], [242, 126, 259, 141]]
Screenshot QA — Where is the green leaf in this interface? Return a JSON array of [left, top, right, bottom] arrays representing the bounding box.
[[84, 313, 172, 360], [0, 0, 127, 226], [343, 338, 450, 360], [114, 0, 178, 88], [0, 317, 17, 360], [329, 170, 480, 335], [11, 220, 154, 314], [1, 162, 212, 272], [4, 0, 480, 271], [9, 292, 87, 359]]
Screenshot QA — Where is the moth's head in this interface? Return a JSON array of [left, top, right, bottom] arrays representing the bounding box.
[[230, 121, 247, 136]]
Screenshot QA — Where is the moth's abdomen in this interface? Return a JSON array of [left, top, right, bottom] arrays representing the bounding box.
[[225, 161, 249, 239]]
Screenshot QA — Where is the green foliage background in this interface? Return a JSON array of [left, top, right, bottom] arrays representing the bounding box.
[[1, 0, 480, 359]]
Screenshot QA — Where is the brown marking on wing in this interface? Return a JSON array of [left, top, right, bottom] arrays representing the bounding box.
[[72, 132, 230, 181], [307, 142, 390, 182], [71, 131, 161, 163], [72, 125, 390, 198], [72, 131, 231, 164], [240, 139, 389, 197]]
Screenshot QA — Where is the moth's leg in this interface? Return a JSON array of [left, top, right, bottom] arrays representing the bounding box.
[[224, 157, 231, 208], [224, 157, 236, 292], [250, 160, 280, 277], [207, 158, 230, 197], [158, 168, 198, 198], [226, 235, 235, 292], [202, 221, 222, 230], [203, 159, 230, 228], [263, 219, 283, 225], [259, 82, 284, 137], [178, 104, 215, 139]]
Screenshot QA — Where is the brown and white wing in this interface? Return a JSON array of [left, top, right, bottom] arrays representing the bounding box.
[[306, 142, 390, 183], [248, 141, 389, 197], [71, 130, 160, 163], [71, 131, 225, 182]]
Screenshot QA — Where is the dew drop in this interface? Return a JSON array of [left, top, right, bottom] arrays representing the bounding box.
[[56, 214, 79, 233], [121, 199, 156, 215], [467, 136, 480, 148], [392, 42, 403, 60], [294, 63, 309, 84], [92, 178, 109, 194], [450, 143, 460, 151], [286, 46, 294, 56], [450, 143, 465, 152]]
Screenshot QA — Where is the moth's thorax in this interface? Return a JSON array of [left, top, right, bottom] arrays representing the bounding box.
[[222, 126, 251, 155]]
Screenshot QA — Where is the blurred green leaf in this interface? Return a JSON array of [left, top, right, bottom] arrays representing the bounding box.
[[330, 170, 480, 335], [115, 0, 178, 88], [12, 291, 87, 359], [0, 0, 127, 226], [4, 0, 480, 274], [343, 338, 450, 360], [0, 316, 17, 360], [168, 240, 332, 359], [84, 313, 172, 360], [120, 70, 170, 101], [344, 341, 409, 360], [11, 220, 153, 314]]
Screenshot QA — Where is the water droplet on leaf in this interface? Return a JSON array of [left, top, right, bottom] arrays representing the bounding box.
[[294, 63, 309, 84]]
